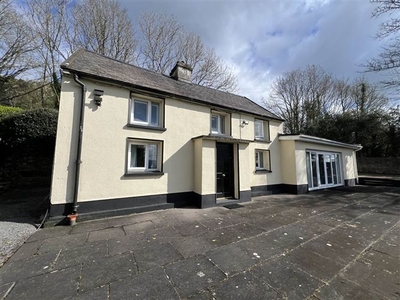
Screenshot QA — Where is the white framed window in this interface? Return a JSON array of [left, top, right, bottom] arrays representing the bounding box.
[[211, 113, 227, 135], [255, 150, 271, 171], [254, 119, 269, 141], [130, 97, 161, 127], [127, 139, 162, 173]]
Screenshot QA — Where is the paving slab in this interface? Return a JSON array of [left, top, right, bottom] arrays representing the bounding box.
[[235, 234, 284, 261], [205, 223, 263, 247], [251, 257, 323, 300], [133, 242, 183, 272], [107, 233, 148, 256], [359, 249, 399, 275], [69, 285, 109, 300], [26, 226, 72, 242], [0, 251, 58, 284], [249, 214, 298, 232], [87, 227, 125, 242], [171, 235, 216, 258], [164, 255, 226, 298], [300, 236, 359, 266], [173, 221, 209, 237], [213, 271, 282, 300], [110, 267, 179, 300], [37, 232, 88, 254], [187, 289, 215, 300], [206, 243, 258, 275], [53, 241, 108, 269], [285, 247, 345, 282], [70, 220, 108, 234], [123, 220, 156, 235], [314, 275, 383, 300], [0, 282, 15, 300], [5, 240, 42, 262], [342, 260, 400, 299], [79, 252, 136, 292], [4, 266, 80, 300], [373, 233, 400, 258]]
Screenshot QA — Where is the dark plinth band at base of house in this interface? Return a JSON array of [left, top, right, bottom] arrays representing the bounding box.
[[48, 180, 357, 225], [48, 190, 252, 225]]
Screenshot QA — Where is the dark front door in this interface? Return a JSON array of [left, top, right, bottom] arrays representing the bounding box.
[[216, 142, 234, 198]]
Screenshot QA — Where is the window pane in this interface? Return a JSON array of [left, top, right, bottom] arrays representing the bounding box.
[[151, 103, 159, 126], [211, 115, 218, 132], [220, 116, 225, 134], [256, 151, 264, 169], [131, 145, 145, 168], [255, 121, 263, 138], [134, 100, 148, 123], [255, 152, 259, 168], [147, 144, 158, 170]]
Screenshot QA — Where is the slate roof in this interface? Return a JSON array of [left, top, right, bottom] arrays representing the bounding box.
[[61, 49, 282, 121]]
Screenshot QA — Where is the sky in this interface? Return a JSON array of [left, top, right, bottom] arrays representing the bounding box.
[[118, 0, 393, 104]]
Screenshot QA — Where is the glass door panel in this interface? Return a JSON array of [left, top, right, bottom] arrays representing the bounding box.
[[318, 154, 326, 185], [325, 154, 333, 184]]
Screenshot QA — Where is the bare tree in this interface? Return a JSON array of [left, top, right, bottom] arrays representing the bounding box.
[[138, 12, 181, 74], [25, 0, 70, 107], [138, 13, 237, 92], [350, 76, 389, 113], [69, 0, 137, 63], [266, 65, 336, 133], [0, 0, 36, 80], [364, 0, 400, 89]]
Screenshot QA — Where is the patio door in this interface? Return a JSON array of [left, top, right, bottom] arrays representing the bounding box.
[[306, 151, 342, 190]]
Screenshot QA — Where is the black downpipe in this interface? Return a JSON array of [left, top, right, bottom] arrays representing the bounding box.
[[72, 74, 86, 214]]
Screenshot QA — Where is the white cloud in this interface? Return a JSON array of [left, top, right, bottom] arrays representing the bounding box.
[[121, 0, 391, 103]]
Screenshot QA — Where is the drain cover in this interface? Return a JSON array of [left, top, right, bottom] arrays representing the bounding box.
[[223, 203, 245, 209]]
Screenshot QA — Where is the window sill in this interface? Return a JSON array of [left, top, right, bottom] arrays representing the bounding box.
[[125, 171, 164, 177], [255, 169, 272, 174], [126, 124, 167, 131], [254, 139, 271, 143]]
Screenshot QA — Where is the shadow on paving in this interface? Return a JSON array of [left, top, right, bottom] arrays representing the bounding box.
[[0, 185, 399, 300]]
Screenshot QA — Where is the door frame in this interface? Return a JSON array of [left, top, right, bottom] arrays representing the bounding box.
[[215, 142, 238, 199], [306, 150, 343, 191]]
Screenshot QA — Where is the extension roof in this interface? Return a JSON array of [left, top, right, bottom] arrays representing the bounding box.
[[61, 49, 282, 121]]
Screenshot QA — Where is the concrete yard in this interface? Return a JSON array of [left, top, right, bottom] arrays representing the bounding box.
[[0, 186, 399, 299]]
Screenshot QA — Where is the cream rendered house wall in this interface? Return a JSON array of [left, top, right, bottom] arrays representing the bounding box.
[[279, 140, 297, 185], [51, 75, 212, 205], [294, 142, 358, 185], [51, 75, 276, 207]]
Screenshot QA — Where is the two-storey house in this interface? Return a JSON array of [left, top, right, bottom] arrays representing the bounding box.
[[50, 49, 361, 222]]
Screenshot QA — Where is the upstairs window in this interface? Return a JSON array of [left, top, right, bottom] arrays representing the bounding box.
[[211, 112, 230, 135], [211, 114, 225, 134], [129, 95, 163, 128], [254, 119, 270, 141]]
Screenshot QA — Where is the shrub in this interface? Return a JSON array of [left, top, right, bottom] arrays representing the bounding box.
[[0, 108, 58, 148], [0, 105, 23, 120]]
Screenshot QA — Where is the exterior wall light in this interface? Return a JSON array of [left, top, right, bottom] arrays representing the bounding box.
[[242, 120, 249, 125], [93, 89, 104, 106]]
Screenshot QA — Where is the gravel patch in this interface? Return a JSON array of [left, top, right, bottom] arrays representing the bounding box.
[[0, 222, 37, 266], [0, 188, 49, 266]]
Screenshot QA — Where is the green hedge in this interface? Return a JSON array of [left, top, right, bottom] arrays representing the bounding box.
[[0, 105, 23, 120], [0, 108, 58, 148]]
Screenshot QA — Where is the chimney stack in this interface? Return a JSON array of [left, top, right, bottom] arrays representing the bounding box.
[[170, 61, 192, 83]]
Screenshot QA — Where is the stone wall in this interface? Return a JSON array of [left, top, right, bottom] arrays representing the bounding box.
[[357, 157, 400, 175]]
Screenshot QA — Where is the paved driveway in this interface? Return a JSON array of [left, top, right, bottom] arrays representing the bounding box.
[[0, 186, 399, 299]]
